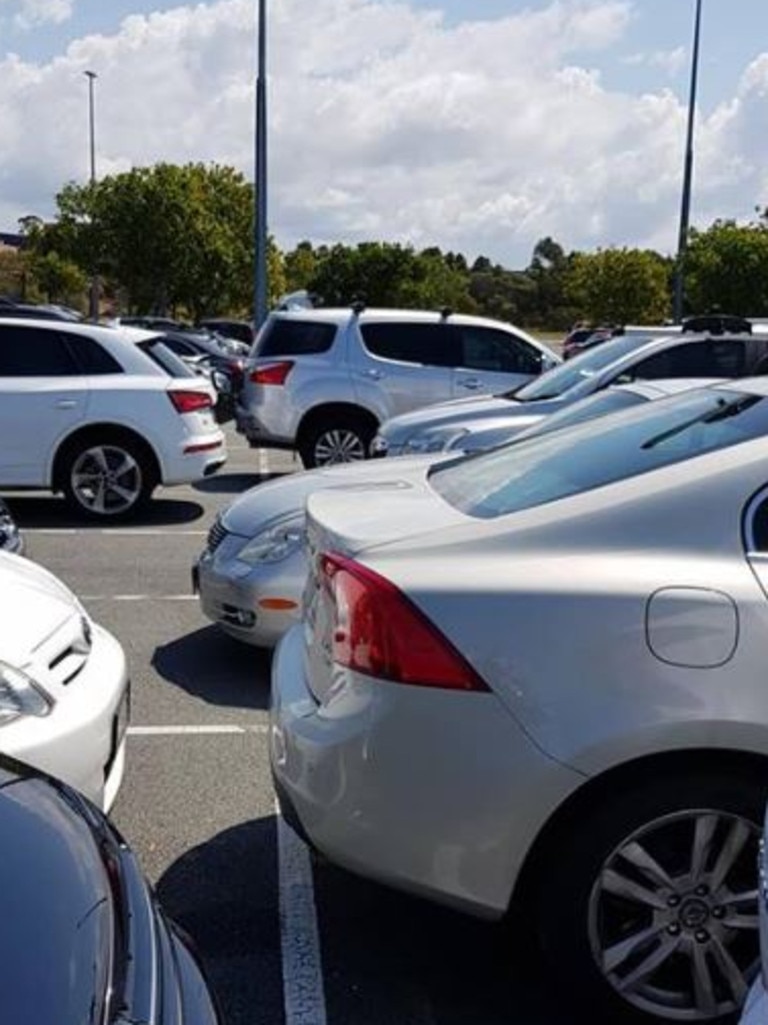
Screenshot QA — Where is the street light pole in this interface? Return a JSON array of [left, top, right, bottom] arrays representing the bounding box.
[[84, 70, 99, 322], [672, 0, 703, 323], [254, 0, 268, 331]]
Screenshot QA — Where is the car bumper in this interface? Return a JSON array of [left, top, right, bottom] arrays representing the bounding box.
[[162, 430, 228, 485], [195, 548, 303, 647], [1, 622, 129, 811], [269, 624, 584, 917]]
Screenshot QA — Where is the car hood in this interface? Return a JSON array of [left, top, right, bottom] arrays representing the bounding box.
[[0, 553, 79, 664], [0, 765, 113, 1025], [380, 394, 571, 443], [221, 454, 443, 536]]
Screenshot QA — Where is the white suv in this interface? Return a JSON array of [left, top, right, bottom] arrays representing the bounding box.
[[235, 305, 559, 466], [0, 318, 226, 519]]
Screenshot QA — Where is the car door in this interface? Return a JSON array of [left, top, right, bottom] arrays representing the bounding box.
[[354, 321, 456, 418], [0, 324, 89, 485], [452, 326, 548, 397]]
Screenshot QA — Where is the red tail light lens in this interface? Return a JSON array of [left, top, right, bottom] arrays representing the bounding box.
[[249, 361, 294, 386], [320, 552, 489, 692], [168, 389, 213, 414]]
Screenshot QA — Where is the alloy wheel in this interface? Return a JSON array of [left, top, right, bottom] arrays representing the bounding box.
[[588, 809, 760, 1020], [314, 428, 367, 465], [70, 444, 143, 516]]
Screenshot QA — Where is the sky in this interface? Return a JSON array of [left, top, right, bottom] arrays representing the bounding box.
[[1, 0, 768, 268]]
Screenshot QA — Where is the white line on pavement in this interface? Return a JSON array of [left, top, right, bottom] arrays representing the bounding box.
[[25, 528, 207, 536], [277, 801, 328, 1025], [258, 447, 270, 476], [128, 724, 269, 735]]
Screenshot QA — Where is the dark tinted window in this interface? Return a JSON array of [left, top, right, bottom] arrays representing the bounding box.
[[748, 495, 768, 551], [460, 327, 541, 374], [0, 325, 79, 375], [431, 389, 767, 519], [161, 336, 198, 357], [65, 334, 123, 374], [361, 323, 458, 366], [624, 340, 746, 381], [136, 337, 195, 378], [257, 318, 336, 357]]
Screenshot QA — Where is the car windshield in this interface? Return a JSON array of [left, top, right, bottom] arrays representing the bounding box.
[[430, 389, 768, 519], [508, 333, 658, 402]]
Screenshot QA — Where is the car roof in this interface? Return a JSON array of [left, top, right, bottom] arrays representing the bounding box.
[[611, 377, 727, 400], [268, 306, 538, 331]]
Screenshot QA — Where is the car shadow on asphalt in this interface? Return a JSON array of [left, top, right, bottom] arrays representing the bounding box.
[[192, 471, 291, 495], [157, 816, 283, 1025], [151, 625, 271, 710], [3, 494, 206, 528]]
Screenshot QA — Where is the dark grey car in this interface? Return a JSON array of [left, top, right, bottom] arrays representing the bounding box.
[[0, 752, 219, 1025]]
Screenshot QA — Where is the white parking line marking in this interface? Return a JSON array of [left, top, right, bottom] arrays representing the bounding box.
[[258, 448, 270, 476], [128, 724, 269, 736], [277, 802, 328, 1025]]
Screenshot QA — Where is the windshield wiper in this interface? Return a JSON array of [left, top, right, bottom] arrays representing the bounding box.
[[641, 396, 758, 450]]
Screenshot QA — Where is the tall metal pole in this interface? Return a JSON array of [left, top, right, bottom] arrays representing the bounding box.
[[672, 0, 703, 323], [84, 70, 99, 321], [254, 0, 268, 330]]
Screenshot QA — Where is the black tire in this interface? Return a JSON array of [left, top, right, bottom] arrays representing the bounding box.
[[533, 770, 764, 1025], [60, 435, 155, 520], [298, 414, 376, 468]]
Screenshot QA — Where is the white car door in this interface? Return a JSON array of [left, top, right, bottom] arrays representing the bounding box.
[[452, 325, 548, 398], [0, 324, 89, 485]]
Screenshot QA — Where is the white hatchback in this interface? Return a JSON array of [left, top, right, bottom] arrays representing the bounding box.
[[0, 551, 129, 811], [0, 318, 226, 518]]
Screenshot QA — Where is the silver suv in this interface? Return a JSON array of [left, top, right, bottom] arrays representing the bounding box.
[[235, 305, 559, 467]]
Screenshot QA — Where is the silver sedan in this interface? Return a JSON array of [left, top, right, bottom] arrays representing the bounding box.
[[195, 380, 719, 648]]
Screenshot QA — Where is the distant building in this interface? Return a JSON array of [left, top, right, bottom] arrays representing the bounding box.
[[0, 233, 23, 251]]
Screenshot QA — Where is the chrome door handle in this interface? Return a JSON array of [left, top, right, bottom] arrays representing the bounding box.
[[458, 378, 482, 390], [361, 369, 383, 380], [56, 400, 77, 409]]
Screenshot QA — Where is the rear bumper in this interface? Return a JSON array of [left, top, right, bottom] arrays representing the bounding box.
[[269, 624, 583, 918]]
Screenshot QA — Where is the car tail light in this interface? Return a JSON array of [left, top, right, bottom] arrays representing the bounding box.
[[249, 361, 294, 386], [168, 389, 213, 414], [320, 552, 489, 692]]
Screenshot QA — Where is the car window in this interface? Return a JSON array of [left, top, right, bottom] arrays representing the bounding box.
[[257, 318, 336, 357], [618, 341, 746, 382], [64, 334, 123, 374], [136, 337, 196, 378], [430, 388, 767, 519], [0, 325, 79, 375], [360, 323, 458, 367], [459, 327, 541, 374], [512, 333, 655, 401], [161, 336, 198, 357], [746, 492, 768, 551]]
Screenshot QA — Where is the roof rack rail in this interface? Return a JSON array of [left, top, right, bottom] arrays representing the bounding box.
[[440, 307, 453, 320]]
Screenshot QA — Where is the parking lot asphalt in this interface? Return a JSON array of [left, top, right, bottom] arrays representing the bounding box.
[[6, 428, 568, 1025]]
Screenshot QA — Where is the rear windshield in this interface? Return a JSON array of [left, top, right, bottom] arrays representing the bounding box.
[[137, 337, 196, 378], [256, 318, 336, 357], [430, 389, 767, 518], [511, 333, 658, 401]]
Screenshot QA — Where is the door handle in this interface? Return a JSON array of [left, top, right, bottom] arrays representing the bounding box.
[[458, 378, 482, 390], [56, 400, 77, 409], [361, 369, 383, 380]]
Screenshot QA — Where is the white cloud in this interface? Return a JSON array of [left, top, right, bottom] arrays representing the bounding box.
[[9, 0, 74, 29], [0, 0, 767, 267], [624, 45, 687, 77]]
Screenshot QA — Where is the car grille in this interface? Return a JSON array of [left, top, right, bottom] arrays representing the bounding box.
[[207, 518, 229, 553]]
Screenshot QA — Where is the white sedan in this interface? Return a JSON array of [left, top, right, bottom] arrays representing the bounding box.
[[0, 552, 129, 810], [272, 378, 768, 1023]]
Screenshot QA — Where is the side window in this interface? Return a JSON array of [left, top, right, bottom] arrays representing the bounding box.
[[360, 323, 458, 367], [64, 334, 123, 374], [460, 327, 541, 374], [745, 491, 768, 551], [257, 319, 336, 357], [619, 341, 746, 382], [0, 325, 79, 375]]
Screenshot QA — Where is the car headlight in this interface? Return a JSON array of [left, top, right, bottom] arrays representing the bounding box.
[[0, 660, 53, 725], [236, 515, 305, 566], [403, 428, 469, 454]]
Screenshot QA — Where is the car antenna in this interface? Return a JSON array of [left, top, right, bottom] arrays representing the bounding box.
[[350, 298, 366, 315]]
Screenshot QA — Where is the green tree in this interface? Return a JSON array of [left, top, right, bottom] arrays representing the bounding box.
[[565, 247, 671, 324], [684, 219, 768, 316], [28, 251, 87, 306]]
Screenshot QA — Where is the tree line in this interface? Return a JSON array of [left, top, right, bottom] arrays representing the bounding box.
[[3, 161, 768, 329]]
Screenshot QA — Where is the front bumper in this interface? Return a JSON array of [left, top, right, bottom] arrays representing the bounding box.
[[270, 624, 583, 918], [195, 547, 303, 648], [1, 622, 129, 811]]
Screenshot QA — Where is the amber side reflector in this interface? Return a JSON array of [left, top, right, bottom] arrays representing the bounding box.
[[258, 598, 299, 611]]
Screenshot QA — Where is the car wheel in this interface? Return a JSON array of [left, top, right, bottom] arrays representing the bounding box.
[[62, 438, 155, 519], [299, 416, 375, 468], [534, 771, 763, 1024]]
